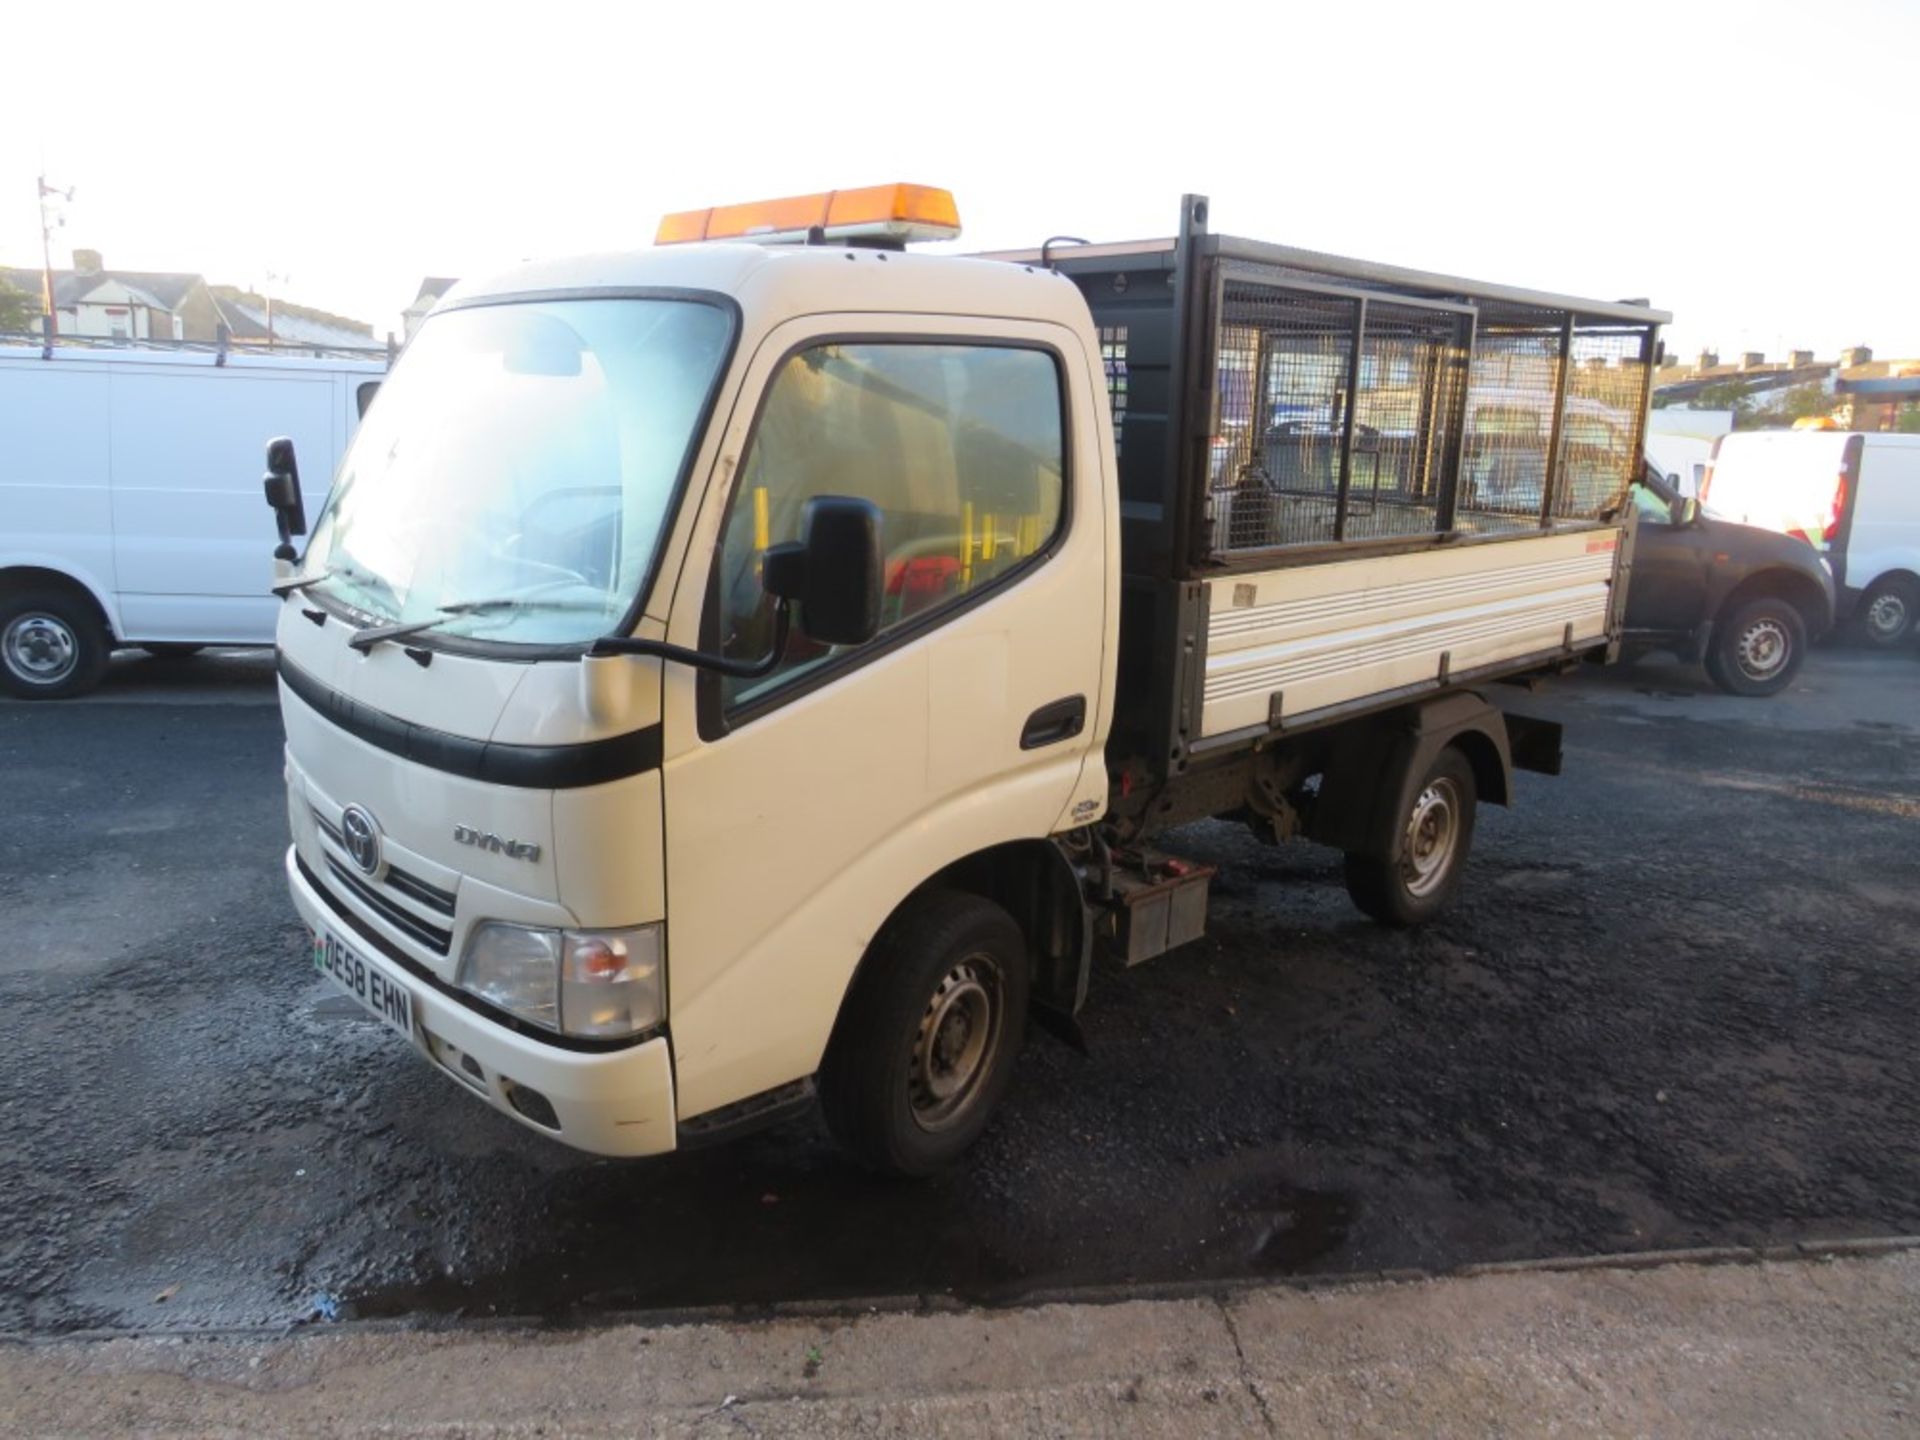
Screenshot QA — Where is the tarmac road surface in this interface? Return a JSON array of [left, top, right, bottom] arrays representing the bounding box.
[[1, 643, 1916, 1334]]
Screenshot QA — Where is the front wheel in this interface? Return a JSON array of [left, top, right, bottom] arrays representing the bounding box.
[[819, 890, 1029, 1176], [1706, 597, 1806, 696], [1344, 747, 1478, 927], [1855, 576, 1918, 648], [1, 590, 112, 700]]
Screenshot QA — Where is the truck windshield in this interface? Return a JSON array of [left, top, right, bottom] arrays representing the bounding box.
[[304, 297, 731, 646]]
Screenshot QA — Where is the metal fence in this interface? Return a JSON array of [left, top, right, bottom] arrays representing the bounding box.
[[1204, 276, 1655, 559]]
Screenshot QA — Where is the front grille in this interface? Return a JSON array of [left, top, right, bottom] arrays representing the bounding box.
[[383, 865, 456, 917], [325, 857, 454, 955], [312, 809, 458, 920]]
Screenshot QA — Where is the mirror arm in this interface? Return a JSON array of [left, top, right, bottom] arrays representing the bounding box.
[[587, 600, 792, 678]]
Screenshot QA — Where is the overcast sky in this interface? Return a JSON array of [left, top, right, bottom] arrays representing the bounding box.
[[4, 0, 1914, 361]]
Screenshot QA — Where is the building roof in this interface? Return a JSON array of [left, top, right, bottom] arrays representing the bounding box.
[[207, 286, 373, 346], [0, 265, 207, 310]]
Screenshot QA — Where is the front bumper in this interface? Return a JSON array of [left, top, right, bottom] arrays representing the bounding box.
[[287, 846, 678, 1157]]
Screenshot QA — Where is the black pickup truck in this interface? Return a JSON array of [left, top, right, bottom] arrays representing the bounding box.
[[1624, 461, 1834, 696]]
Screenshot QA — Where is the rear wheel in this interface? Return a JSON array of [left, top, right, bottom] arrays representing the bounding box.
[[819, 890, 1028, 1176], [1344, 747, 1478, 927], [1706, 596, 1806, 696], [1855, 576, 1918, 648], [0, 589, 111, 700]]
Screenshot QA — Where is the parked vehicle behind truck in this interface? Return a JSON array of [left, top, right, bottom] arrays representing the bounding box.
[[270, 188, 1665, 1175], [1701, 429, 1920, 646], [1623, 461, 1833, 695], [0, 340, 384, 698]]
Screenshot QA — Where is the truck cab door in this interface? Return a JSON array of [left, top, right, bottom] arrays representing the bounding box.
[[1624, 477, 1712, 638], [654, 314, 1113, 1122]]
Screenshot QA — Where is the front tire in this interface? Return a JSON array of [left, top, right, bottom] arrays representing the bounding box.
[[1344, 747, 1478, 927], [1855, 576, 1918, 648], [819, 890, 1029, 1177], [1706, 596, 1806, 696], [0, 589, 111, 700]]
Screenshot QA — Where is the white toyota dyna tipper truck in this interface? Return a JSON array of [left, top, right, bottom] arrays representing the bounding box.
[[269, 186, 1665, 1174]]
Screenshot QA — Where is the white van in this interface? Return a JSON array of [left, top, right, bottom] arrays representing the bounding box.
[[0, 342, 384, 697], [1702, 430, 1920, 645]]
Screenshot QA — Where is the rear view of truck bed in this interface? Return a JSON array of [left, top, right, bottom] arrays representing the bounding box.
[[1002, 197, 1666, 783]]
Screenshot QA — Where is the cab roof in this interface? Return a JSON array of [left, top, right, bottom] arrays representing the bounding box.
[[436, 243, 1096, 332]]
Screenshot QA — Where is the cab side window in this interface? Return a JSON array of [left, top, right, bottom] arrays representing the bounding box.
[[1632, 482, 1673, 524], [714, 342, 1066, 714]]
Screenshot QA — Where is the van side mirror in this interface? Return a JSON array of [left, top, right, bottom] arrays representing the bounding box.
[[764, 495, 883, 646], [263, 436, 308, 561], [1674, 497, 1700, 527]]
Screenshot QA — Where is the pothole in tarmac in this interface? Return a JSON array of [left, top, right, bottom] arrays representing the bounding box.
[[1232, 1185, 1355, 1270]]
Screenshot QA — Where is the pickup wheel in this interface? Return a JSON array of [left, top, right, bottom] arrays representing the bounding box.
[[1344, 747, 1478, 927], [819, 890, 1028, 1177], [1855, 576, 1918, 648], [1706, 596, 1806, 696], [0, 589, 112, 700]]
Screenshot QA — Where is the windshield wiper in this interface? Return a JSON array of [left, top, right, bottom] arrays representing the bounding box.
[[271, 568, 332, 598], [345, 596, 607, 654]]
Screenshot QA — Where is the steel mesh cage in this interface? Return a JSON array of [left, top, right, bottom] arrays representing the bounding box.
[[1559, 328, 1651, 520], [1202, 274, 1655, 561], [1460, 319, 1563, 534]]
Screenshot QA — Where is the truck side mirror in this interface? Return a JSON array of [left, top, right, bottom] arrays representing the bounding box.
[[263, 436, 308, 561], [1674, 497, 1700, 527], [764, 495, 882, 647]]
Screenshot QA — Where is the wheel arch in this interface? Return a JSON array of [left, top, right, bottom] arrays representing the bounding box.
[[882, 838, 1091, 1020], [1309, 691, 1514, 859], [1851, 567, 1920, 605], [0, 563, 120, 639], [1718, 567, 1832, 637], [1446, 728, 1510, 812]]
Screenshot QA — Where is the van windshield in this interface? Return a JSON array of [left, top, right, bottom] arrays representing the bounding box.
[[305, 297, 731, 646]]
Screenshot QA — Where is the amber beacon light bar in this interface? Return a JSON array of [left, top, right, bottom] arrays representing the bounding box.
[[655, 184, 962, 247]]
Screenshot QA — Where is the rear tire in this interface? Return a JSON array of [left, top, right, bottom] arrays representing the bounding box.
[[1855, 576, 1918, 648], [819, 890, 1029, 1177], [1344, 747, 1478, 927], [140, 643, 206, 659], [0, 589, 111, 700], [1705, 596, 1806, 696]]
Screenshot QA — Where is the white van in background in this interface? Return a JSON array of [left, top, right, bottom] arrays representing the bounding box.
[[0, 343, 384, 697], [1702, 430, 1920, 646]]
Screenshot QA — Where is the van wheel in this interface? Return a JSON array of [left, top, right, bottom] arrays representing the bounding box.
[[819, 890, 1028, 1176], [1344, 747, 1478, 927], [1706, 596, 1805, 696], [0, 589, 111, 700], [141, 643, 205, 659], [1856, 576, 1918, 648]]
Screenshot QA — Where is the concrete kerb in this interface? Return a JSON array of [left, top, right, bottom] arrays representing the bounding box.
[[8, 1234, 1917, 1350]]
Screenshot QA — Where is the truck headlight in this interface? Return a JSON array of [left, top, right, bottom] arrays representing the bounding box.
[[458, 922, 663, 1039]]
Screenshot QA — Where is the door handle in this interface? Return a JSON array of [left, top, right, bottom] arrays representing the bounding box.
[[1020, 695, 1087, 750]]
